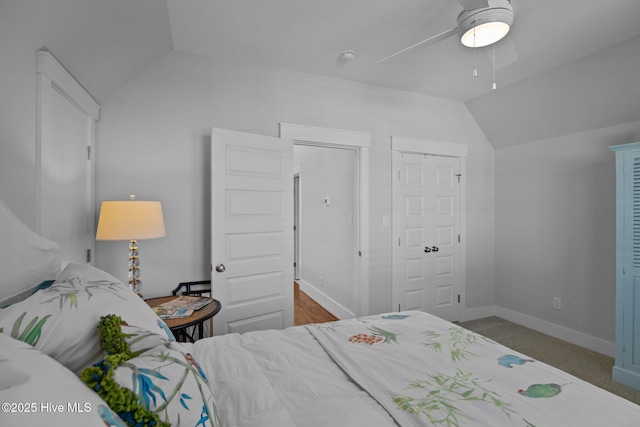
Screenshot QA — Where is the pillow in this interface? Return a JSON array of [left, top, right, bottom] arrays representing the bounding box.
[[0, 280, 55, 308], [0, 263, 170, 374], [82, 324, 221, 427], [0, 198, 61, 306], [98, 314, 173, 356], [55, 261, 121, 284], [0, 332, 127, 427]]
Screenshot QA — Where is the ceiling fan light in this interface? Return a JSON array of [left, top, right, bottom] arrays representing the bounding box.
[[460, 21, 510, 47], [457, 0, 514, 48]]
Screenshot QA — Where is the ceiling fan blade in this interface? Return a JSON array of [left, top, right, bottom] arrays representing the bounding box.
[[457, 0, 489, 10], [377, 27, 458, 63]]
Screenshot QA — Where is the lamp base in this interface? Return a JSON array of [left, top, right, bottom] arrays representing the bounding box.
[[128, 279, 143, 298], [128, 239, 142, 298]]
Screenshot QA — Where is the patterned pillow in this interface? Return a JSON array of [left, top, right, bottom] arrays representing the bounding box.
[[55, 261, 120, 283], [0, 279, 55, 308], [98, 314, 173, 356], [0, 332, 127, 427], [0, 263, 169, 374], [82, 322, 221, 427]]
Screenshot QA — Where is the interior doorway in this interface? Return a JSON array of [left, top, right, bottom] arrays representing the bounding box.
[[280, 123, 371, 319], [294, 144, 357, 319]]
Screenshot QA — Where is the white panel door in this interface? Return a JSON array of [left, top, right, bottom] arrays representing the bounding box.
[[393, 152, 461, 321], [37, 51, 99, 265], [211, 127, 294, 335], [40, 87, 92, 263]]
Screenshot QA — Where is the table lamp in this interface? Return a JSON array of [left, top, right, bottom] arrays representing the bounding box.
[[96, 195, 166, 297]]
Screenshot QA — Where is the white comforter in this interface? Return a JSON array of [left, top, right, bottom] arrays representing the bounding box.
[[192, 311, 640, 426], [191, 323, 396, 427]]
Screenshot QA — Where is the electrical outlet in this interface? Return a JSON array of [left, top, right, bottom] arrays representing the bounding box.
[[553, 297, 562, 310]]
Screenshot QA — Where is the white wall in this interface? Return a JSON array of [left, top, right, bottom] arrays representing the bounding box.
[[294, 145, 356, 317], [2, 1, 636, 353], [0, 4, 46, 227], [0, 0, 171, 234], [495, 119, 640, 353], [95, 50, 495, 314]]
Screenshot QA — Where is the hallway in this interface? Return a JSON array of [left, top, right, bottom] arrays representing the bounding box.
[[293, 282, 338, 326]]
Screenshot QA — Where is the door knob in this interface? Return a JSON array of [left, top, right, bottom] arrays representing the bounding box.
[[424, 247, 431, 253], [215, 264, 226, 273], [431, 246, 439, 252]]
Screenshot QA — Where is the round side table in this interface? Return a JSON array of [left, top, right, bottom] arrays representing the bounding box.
[[145, 296, 221, 342]]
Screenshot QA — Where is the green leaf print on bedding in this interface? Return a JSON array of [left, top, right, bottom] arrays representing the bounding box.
[[424, 327, 478, 362], [368, 325, 398, 344], [518, 383, 562, 398], [393, 369, 515, 426], [40, 278, 124, 311], [0, 312, 51, 346]]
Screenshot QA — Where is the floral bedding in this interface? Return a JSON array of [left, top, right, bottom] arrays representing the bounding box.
[[81, 314, 220, 427], [193, 311, 640, 427], [0, 262, 172, 374], [3, 194, 638, 427], [191, 323, 397, 427], [2, 251, 639, 427], [306, 311, 640, 427]]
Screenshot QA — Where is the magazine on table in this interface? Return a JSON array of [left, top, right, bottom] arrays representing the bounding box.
[[158, 295, 212, 311], [153, 306, 194, 319]]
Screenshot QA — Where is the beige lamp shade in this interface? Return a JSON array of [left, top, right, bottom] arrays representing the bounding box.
[[96, 200, 166, 241]]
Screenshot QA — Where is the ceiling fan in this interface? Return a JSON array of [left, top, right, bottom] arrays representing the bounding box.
[[378, 0, 515, 64]]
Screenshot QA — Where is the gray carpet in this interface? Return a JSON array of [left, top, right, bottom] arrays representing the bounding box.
[[458, 316, 640, 406]]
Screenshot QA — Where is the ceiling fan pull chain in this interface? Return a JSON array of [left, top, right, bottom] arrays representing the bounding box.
[[473, 54, 478, 77], [492, 45, 497, 90], [473, 24, 478, 77]]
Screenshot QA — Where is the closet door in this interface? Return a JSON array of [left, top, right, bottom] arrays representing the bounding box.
[[611, 142, 640, 391], [391, 137, 467, 322], [392, 151, 461, 321], [36, 51, 100, 264]]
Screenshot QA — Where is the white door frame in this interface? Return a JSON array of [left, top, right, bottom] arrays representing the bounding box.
[[293, 173, 300, 280], [36, 50, 100, 265], [280, 123, 371, 317], [391, 136, 468, 317]]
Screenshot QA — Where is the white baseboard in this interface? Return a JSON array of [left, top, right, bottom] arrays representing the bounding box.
[[494, 306, 615, 357], [297, 291, 615, 357], [460, 305, 496, 322], [297, 280, 354, 320]]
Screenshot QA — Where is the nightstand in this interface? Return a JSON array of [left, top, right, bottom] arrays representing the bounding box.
[[145, 295, 221, 342]]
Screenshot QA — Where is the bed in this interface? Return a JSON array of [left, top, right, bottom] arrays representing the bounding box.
[[1, 196, 639, 427]]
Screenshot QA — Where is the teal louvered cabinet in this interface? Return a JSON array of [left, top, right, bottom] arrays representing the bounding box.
[[610, 142, 640, 391]]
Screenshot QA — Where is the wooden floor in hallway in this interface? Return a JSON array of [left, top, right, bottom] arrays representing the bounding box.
[[294, 282, 338, 326]]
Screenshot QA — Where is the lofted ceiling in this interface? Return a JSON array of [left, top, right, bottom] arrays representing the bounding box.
[[167, 0, 640, 102], [18, 0, 640, 148]]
